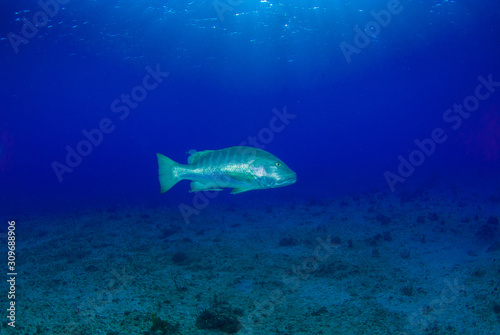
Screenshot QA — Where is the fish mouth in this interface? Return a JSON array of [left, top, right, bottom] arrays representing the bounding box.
[[278, 174, 297, 186]]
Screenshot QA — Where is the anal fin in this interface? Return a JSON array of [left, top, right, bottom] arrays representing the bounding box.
[[230, 187, 252, 194], [189, 181, 223, 193]]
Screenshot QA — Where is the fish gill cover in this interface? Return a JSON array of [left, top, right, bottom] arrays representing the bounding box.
[[0, 0, 500, 334]]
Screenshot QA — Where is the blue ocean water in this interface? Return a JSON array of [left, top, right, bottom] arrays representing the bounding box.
[[1, 0, 500, 334]]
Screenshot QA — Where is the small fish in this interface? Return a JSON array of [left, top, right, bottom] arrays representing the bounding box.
[[157, 146, 296, 194]]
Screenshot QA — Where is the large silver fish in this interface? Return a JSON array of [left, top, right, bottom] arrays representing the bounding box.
[[157, 146, 296, 194]]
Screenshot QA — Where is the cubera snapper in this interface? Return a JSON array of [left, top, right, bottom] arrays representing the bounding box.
[[156, 146, 296, 194]]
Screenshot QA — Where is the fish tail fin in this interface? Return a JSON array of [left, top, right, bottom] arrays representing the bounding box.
[[157, 153, 182, 193]]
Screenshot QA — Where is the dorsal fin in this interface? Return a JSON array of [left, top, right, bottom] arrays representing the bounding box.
[[187, 149, 214, 164]]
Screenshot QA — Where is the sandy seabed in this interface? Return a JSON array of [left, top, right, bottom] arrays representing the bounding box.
[[3, 183, 500, 335]]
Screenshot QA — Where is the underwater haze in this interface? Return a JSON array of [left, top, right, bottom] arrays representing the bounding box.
[[1, 0, 500, 334]]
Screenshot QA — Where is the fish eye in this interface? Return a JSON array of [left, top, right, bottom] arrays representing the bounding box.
[[276, 162, 281, 167]]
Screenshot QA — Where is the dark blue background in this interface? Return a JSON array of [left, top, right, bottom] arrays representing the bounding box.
[[1, 0, 499, 213]]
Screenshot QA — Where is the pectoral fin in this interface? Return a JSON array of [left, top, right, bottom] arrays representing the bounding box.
[[226, 172, 255, 183]]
